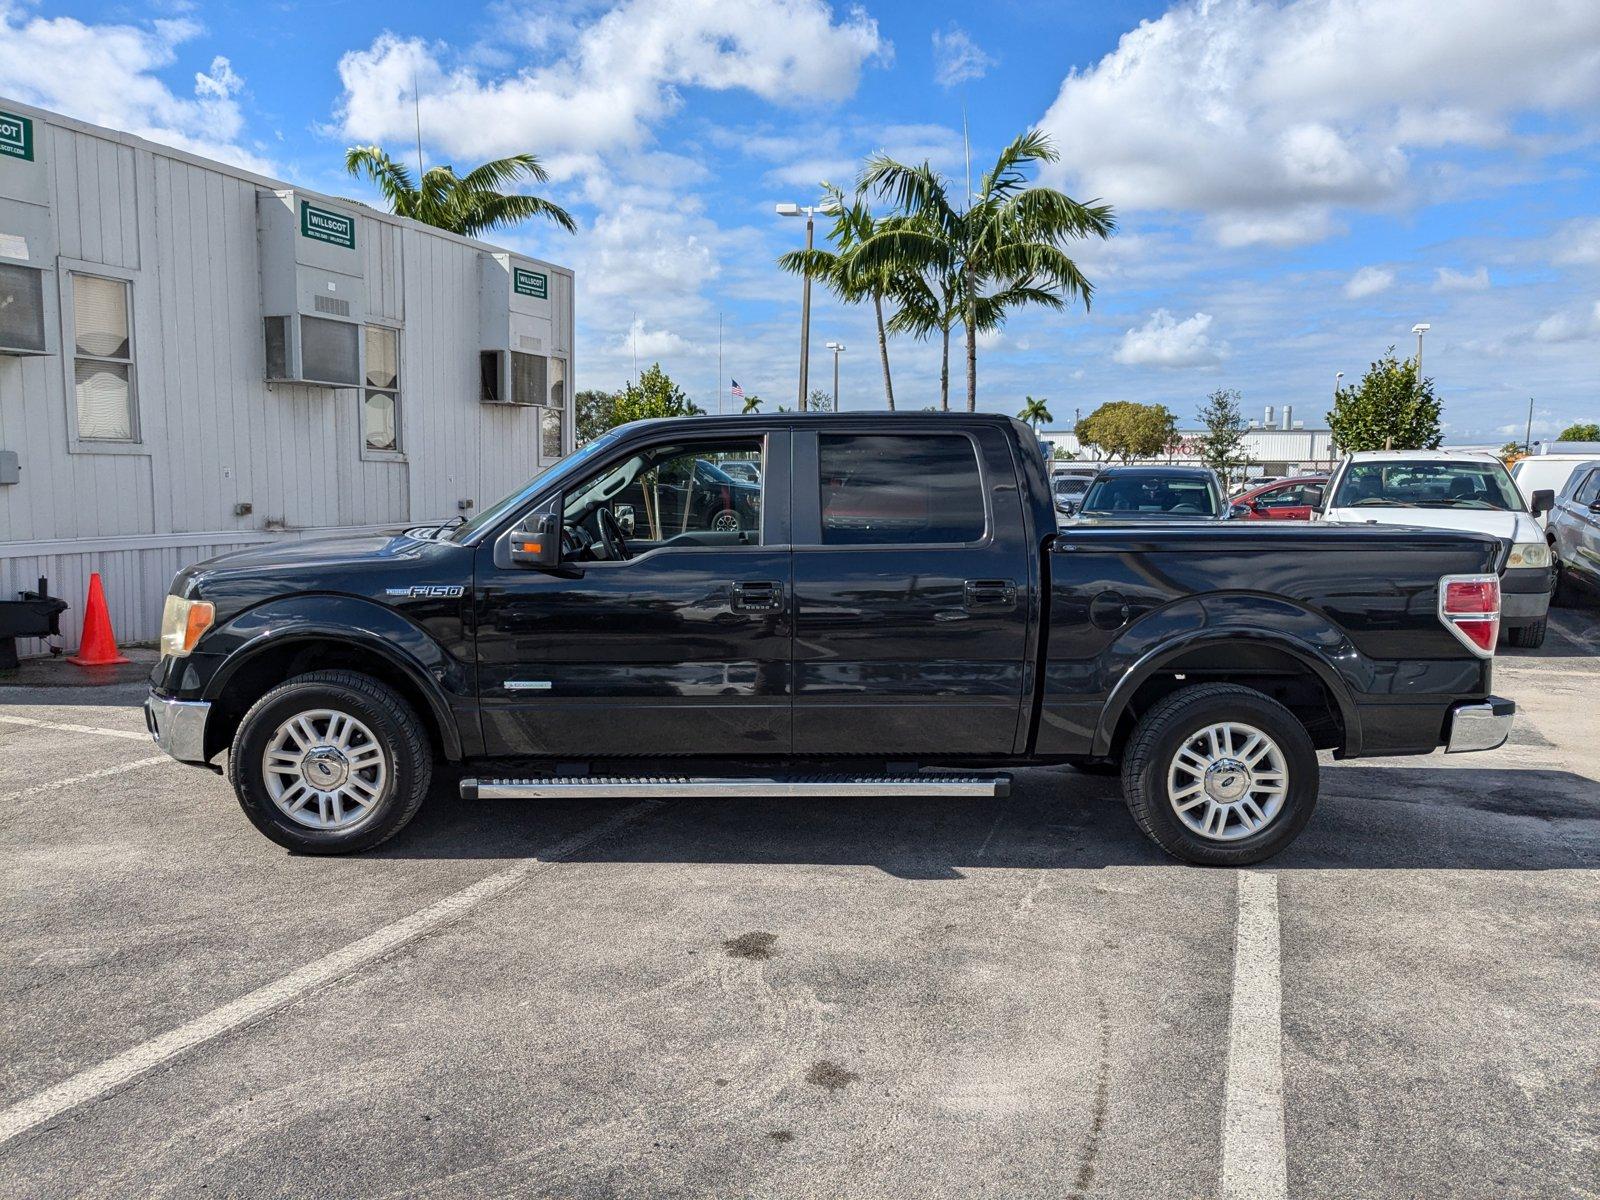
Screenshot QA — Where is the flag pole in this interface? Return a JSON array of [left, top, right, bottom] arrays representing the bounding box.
[[718, 311, 724, 416]]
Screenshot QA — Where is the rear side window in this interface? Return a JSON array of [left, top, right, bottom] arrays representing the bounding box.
[[1575, 470, 1600, 506], [819, 434, 985, 545]]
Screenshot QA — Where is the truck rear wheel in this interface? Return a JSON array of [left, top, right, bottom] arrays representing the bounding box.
[[1120, 684, 1319, 866], [228, 670, 433, 854]]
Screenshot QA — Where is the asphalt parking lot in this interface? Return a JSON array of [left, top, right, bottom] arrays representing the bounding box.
[[2, 612, 1597, 1199]]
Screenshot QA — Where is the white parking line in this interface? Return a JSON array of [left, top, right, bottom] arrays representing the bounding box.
[[0, 714, 149, 741], [1221, 871, 1287, 1200], [0, 799, 663, 1148], [0, 756, 170, 804]]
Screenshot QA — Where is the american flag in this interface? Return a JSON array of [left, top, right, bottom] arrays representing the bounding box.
[[730, 379, 744, 400]]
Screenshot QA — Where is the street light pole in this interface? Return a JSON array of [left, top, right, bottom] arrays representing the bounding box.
[[825, 341, 846, 409], [1411, 322, 1430, 379], [778, 201, 832, 412]]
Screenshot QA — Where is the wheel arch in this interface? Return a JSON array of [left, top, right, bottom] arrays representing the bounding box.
[[1093, 627, 1361, 760], [199, 604, 466, 762]]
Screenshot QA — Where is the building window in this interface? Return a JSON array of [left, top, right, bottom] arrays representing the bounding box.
[[363, 325, 399, 453], [72, 273, 136, 441], [542, 356, 567, 458]]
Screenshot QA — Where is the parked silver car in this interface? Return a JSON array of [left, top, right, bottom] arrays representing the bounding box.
[[1549, 458, 1600, 606]]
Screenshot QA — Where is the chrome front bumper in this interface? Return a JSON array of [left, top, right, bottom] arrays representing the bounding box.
[[1445, 696, 1515, 754], [144, 691, 212, 764]]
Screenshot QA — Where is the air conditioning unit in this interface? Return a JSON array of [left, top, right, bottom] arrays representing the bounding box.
[[0, 106, 54, 358], [479, 253, 555, 406], [258, 190, 366, 387]]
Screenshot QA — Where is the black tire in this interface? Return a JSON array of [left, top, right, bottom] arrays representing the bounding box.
[[228, 670, 433, 854], [708, 508, 742, 533], [1120, 683, 1319, 866], [1505, 617, 1547, 649], [1551, 563, 1580, 608]]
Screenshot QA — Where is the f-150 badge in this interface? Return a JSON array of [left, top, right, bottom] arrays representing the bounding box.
[[386, 585, 465, 598]]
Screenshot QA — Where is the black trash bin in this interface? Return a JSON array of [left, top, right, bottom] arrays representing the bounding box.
[[0, 578, 70, 670]]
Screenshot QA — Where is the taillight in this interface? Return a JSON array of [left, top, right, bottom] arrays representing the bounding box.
[[1438, 574, 1500, 657]]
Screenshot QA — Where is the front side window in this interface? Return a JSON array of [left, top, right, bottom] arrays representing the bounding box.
[[563, 437, 765, 555], [1258, 483, 1305, 508], [72, 273, 135, 440], [1574, 470, 1600, 507], [1332, 461, 1523, 511], [363, 325, 399, 452], [818, 434, 985, 545]]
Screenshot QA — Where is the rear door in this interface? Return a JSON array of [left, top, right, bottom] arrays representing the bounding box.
[[789, 425, 1033, 756]]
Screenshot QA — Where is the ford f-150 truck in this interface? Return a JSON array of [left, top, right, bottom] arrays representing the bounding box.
[[146, 414, 1515, 865]]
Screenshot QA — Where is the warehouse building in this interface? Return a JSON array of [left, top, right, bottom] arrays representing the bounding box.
[[0, 99, 575, 655], [1043, 404, 1337, 475]]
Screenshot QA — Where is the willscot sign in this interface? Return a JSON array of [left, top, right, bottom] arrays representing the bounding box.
[[300, 201, 356, 250]]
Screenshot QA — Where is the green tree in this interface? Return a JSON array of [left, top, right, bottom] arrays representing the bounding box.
[[344, 147, 575, 237], [1326, 347, 1442, 452], [1076, 401, 1178, 462], [575, 388, 620, 444], [778, 185, 902, 410], [855, 129, 1115, 411], [1052, 444, 1074, 461], [741, 393, 764, 414], [1196, 388, 1252, 474], [610, 363, 704, 426], [1498, 441, 1526, 465], [1018, 395, 1053, 429], [1557, 421, 1600, 441], [807, 388, 836, 413]]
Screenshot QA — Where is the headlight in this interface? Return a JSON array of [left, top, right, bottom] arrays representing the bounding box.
[[1506, 541, 1551, 569], [160, 594, 215, 657]]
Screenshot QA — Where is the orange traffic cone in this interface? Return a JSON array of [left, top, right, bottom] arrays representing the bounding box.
[[67, 573, 130, 667]]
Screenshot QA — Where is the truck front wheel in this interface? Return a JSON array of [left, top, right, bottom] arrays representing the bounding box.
[[228, 670, 433, 854], [1120, 684, 1319, 866]]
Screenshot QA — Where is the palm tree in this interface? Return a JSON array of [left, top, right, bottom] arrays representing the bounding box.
[[856, 130, 1114, 411], [777, 185, 901, 410], [741, 394, 763, 414], [345, 147, 576, 237], [1019, 395, 1053, 429]]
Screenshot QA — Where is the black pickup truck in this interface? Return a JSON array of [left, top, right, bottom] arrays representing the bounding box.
[[146, 413, 1515, 865]]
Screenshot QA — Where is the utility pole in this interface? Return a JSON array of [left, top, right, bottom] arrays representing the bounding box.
[[1524, 397, 1534, 456]]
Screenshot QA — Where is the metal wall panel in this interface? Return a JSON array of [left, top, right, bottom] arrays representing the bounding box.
[[0, 100, 575, 657]]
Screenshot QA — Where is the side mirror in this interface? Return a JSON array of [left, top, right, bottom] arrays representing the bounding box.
[[1530, 489, 1554, 517], [1302, 484, 1326, 511], [509, 512, 563, 568], [1229, 503, 1250, 519]]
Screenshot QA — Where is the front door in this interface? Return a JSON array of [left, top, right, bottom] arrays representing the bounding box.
[[789, 426, 1033, 757], [473, 431, 792, 759]]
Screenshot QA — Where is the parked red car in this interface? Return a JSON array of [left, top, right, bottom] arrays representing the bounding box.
[[1231, 475, 1328, 520]]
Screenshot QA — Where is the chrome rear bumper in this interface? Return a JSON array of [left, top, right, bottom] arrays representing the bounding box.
[[1445, 696, 1515, 754], [144, 691, 212, 764]]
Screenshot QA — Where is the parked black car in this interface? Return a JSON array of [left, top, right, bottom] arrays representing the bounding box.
[[1071, 464, 1227, 522], [146, 414, 1514, 867], [1549, 458, 1600, 606]]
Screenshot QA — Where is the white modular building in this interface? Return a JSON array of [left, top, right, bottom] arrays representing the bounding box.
[[0, 99, 575, 655], [1043, 404, 1337, 475]]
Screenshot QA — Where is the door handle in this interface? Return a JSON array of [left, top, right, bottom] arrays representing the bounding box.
[[731, 581, 784, 611], [963, 579, 1018, 609]]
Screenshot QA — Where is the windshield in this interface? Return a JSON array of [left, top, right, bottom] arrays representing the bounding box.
[[449, 429, 627, 542], [1081, 474, 1219, 516], [1332, 461, 1524, 511]]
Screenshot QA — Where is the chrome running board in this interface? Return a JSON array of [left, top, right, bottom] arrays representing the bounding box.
[[460, 774, 1010, 800]]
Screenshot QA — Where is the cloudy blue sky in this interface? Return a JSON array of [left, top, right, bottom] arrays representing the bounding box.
[[2, 0, 1597, 440]]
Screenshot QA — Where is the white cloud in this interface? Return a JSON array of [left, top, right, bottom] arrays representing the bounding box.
[[1037, 0, 1600, 245], [613, 316, 693, 360], [1344, 266, 1395, 299], [931, 24, 994, 88], [1434, 265, 1491, 291], [1552, 217, 1600, 267], [1532, 301, 1600, 344], [335, 1, 889, 166], [0, 5, 269, 171], [1114, 309, 1228, 367]]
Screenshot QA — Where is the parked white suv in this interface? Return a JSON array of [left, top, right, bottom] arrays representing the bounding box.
[[1313, 450, 1556, 647]]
